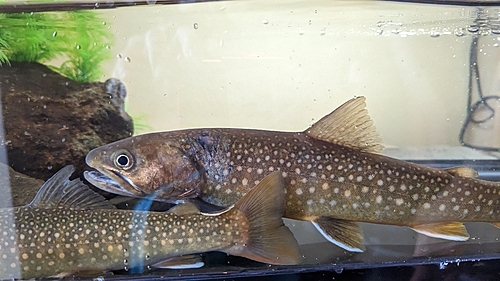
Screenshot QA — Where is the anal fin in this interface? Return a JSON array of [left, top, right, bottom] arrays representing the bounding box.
[[167, 202, 201, 215], [152, 254, 204, 269], [491, 222, 500, 229], [312, 216, 364, 252], [410, 222, 470, 241]]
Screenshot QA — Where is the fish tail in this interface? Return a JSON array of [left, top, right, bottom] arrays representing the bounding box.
[[224, 171, 301, 265]]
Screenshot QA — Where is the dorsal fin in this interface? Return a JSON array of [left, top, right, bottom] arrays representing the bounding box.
[[29, 165, 115, 210], [305, 96, 384, 154]]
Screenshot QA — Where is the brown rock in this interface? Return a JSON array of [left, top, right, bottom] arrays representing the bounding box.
[[0, 62, 133, 180]]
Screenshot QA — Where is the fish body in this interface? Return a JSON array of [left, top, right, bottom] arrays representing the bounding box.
[[0, 166, 300, 279], [85, 97, 500, 252]]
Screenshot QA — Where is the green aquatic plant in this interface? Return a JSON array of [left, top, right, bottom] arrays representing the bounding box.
[[0, 10, 111, 82], [130, 113, 153, 135]]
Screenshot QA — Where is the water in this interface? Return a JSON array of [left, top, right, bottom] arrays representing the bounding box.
[[2, 0, 500, 279]]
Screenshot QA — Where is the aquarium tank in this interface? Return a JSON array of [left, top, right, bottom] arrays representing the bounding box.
[[1, 0, 500, 280]]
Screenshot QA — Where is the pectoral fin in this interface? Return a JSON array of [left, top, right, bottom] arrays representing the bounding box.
[[152, 255, 204, 269], [410, 222, 470, 241], [312, 216, 364, 252]]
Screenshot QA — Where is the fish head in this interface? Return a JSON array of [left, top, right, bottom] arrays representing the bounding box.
[[84, 135, 202, 202]]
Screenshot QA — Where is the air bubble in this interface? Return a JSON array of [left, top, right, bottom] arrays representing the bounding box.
[[76, 45, 81, 50], [262, 19, 269, 24], [298, 30, 305, 35], [439, 261, 449, 270], [467, 25, 480, 33], [124, 57, 131, 63], [61, 138, 65, 142], [454, 28, 465, 37], [335, 268, 344, 274], [146, 0, 157, 4], [194, 23, 199, 29], [117, 54, 122, 59], [430, 30, 440, 37], [52, 31, 57, 37]]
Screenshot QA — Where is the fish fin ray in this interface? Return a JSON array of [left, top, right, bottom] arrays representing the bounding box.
[[305, 96, 384, 154], [29, 165, 115, 210], [167, 202, 201, 215], [225, 171, 301, 265], [411, 222, 470, 241], [152, 255, 204, 269], [312, 216, 364, 252], [445, 167, 478, 178]]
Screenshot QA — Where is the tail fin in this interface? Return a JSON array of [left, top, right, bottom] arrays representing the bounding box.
[[224, 171, 301, 265]]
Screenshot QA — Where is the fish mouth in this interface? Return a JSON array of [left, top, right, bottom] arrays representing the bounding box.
[[84, 170, 146, 198]]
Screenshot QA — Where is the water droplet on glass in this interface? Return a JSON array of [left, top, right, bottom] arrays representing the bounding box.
[[124, 259, 128, 265], [76, 45, 81, 50], [47, 166, 52, 170], [145, 254, 150, 260], [194, 23, 199, 29], [43, 105, 46, 109], [123, 266, 129, 271], [94, 2, 100, 8], [105, 45, 110, 49], [117, 54, 122, 59], [262, 19, 269, 24], [124, 57, 131, 63], [52, 31, 57, 37], [61, 138, 65, 142], [494, 43, 499, 47]]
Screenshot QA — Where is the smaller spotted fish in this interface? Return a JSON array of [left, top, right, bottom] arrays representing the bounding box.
[[0, 166, 300, 279], [85, 96, 500, 253]]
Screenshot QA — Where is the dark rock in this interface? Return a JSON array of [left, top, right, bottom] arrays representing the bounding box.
[[0, 62, 133, 180]]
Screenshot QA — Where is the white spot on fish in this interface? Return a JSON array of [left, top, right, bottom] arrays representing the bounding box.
[[423, 203, 431, 209], [296, 188, 303, 195], [376, 195, 382, 204], [395, 198, 404, 206], [344, 190, 351, 197], [439, 204, 446, 211], [309, 187, 315, 193]]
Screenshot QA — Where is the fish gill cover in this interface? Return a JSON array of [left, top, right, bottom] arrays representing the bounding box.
[[0, 1, 112, 82]]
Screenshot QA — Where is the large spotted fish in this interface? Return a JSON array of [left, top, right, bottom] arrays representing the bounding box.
[[0, 166, 299, 279], [85, 96, 500, 252]]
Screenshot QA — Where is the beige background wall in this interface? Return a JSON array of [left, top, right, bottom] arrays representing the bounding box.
[[98, 0, 500, 148]]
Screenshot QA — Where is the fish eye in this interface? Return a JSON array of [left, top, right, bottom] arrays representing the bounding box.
[[113, 150, 134, 170]]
